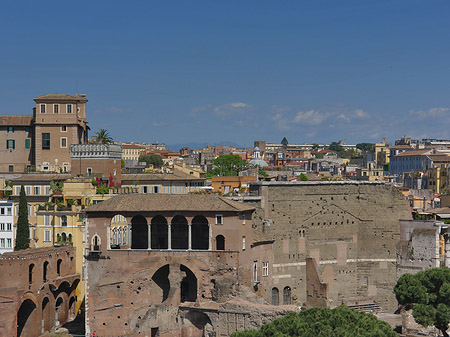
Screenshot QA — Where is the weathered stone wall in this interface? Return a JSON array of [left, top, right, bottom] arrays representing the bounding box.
[[249, 181, 411, 312], [0, 246, 79, 337]]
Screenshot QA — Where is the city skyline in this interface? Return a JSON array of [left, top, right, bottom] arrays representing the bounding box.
[[1, 1, 449, 147]]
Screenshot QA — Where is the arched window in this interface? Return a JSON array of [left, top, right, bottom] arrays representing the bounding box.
[[61, 215, 67, 227], [216, 235, 225, 250], [61, 232, 67, 242], [171, 215, 188, 249], [283, 286, 291, 305], [131, 215, 148, 249], [43, 261, 49, 282], [57, 259, 62, 276], [92, 234, 101, 251], [29, 264, 34, 284], [68, 233, 72, 243], [123, 226, 127, 245], [192, 215, 209, 250], [56, 233, 61, 243], [118, 227, 122, 244], [112, 228, 117, 245], [272, 287, 279, 306], [151, 216, 168, 249]]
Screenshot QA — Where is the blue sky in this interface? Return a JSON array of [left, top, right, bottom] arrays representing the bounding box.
[[1, 1, 449, 148]]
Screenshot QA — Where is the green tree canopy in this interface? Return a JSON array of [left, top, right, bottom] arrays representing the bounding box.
[[328, 141, 344, 153], [94, 128, 113, 144], [231, 306, 396, 337], [356, 143, 374, 152], [139, 154, 164, 168], [394, 268, 450, 337], [207, 155, 248, 177], [15, 185, 30, 251]]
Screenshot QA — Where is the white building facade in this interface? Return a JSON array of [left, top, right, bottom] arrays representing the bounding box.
[[0, 201, 14, 253]]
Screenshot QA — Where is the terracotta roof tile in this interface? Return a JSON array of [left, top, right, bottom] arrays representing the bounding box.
[[85, 194, 255, 213], [0, 115, 32, 126]]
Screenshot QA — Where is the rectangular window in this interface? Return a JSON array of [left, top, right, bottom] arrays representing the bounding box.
[[53, 104, 59, 113], [253, 261, 258, 282], [0, 239, 4, 248], [142, 186, 149, 194], [45, 186, 51, 195], [42, 133, 50, 150], [0, 223, 4, 231], [44, 215, 51, 226], [242, 213, 246, 224], [6, 139, 15, 149], [7, 126, 14, 133], [25, 186, 31, 195], [7, 239, 11, 248], [9, 165, 13, 173], [61, 137, 67, 148], [40, 104, 46, 113], [262, 261, 269, 277], [15, 186, 20, 195], [34, 186, 40, 195], [44, 229, 51, 242], [0, 208, 3, 215], [25, 138, 30, 149], [7, 223, 11, 231], [152, 186, 159, 194], [7, 207, 11, 216], [216, 214, 223, 225], [87, 167, 92, 176], [61, 125, 67, 132], [67, 104, 72, 114], [242, 236, 246, 250]]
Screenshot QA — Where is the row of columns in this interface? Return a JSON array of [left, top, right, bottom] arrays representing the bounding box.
[[112, 223, 212, 250]]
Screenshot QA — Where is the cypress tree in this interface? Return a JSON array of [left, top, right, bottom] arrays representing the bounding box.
[[14, 185, 30, 250]]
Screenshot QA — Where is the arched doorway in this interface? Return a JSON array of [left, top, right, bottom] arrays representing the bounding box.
[[17, 299, 37, 337], [216, 235, 225, 250], [55, 297, 64, 326], [131, 215, 148, 249], [42, 297, 51, 333], [191, 215, 209, 250], [151, 264, 170, 303], [272, 287, 279, 305], [180, 265, 197, 302], [171, 215, 188, 249], [151, 215, 168, 249], [283, 286, 291, 305]]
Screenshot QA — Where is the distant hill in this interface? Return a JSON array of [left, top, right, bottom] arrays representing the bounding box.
[[166, 141, 246, 152]]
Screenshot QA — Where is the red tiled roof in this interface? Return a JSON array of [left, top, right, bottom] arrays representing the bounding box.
[[0, 115, 32, 126]]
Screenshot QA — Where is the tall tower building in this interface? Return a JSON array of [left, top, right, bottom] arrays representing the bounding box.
[[33, 94, 89, 172]]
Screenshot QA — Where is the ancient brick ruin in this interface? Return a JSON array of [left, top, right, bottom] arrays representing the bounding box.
[[0, 246, 79, 337]]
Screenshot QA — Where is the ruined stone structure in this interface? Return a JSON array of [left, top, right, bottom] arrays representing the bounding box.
[[0, 246, 79, 337], [247, 181, 411, 312], [84, 194, 286, 336]]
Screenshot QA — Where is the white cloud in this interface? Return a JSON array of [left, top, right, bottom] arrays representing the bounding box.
[[294, 110, 326, 125], [354, 109, 369, 118], [338, 113, 349, 121], [409, 107, 450, 117], [213, 102, 251, 118]]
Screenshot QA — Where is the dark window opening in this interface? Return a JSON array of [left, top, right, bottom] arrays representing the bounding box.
[[28, 264, 34, 284], [272, 287, 279, 305], [151, 216, 168, 249], [17, 299, 36, 337], [171, 215, 188, 249], [43, 261, 49, 282], [151, 264, 170, 303], [216, 235, 225, 250], [180, 265, 197, 302], [192, 215, 209, 250], [57, 259, 62, 276], [131, 215, 148, 249], [42, 133, 50, 150], [283, 286, 291, 305]]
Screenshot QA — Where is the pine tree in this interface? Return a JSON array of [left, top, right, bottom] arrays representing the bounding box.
[[14, 185, 30, 250]]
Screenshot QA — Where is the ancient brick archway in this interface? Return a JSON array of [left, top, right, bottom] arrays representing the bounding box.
[[131, 215, 148, 249], [171, 215, 188, 249], [191, 215, 209, 250], [17, 299, 37, 337]]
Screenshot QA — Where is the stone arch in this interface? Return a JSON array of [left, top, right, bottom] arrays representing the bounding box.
[[151, 215, 168, 249], [111, 214, 128, 247], [57, 259, 62, 276], [41, 297, 52, 333], [283, 286, 291, 305], [151, 264, 170, 303], [171, 215, 188, 249], [17, 299, 37, 337], [191, 215, 209, 250], [131, 215, 148, 249], [28, 263, 34, 284], [183, 310, 214, 337], [180, 264, 197, 302], [68, 296, 76, 321], [216, 235, 225, 251], [43, 261, 49, 282], [91, 234, 101, 251], [55, 297, 64, 326], [272, 287, 279, 305]]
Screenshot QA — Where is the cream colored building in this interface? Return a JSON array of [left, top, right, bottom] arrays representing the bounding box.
[[121, 144, 146, 162]]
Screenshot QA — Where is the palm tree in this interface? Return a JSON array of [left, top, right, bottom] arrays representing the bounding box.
[[94, 129, 113, 144]]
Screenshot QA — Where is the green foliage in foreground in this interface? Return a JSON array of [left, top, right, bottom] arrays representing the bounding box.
[[394, 267, 450, 337], [231, 306, 396, 337]]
